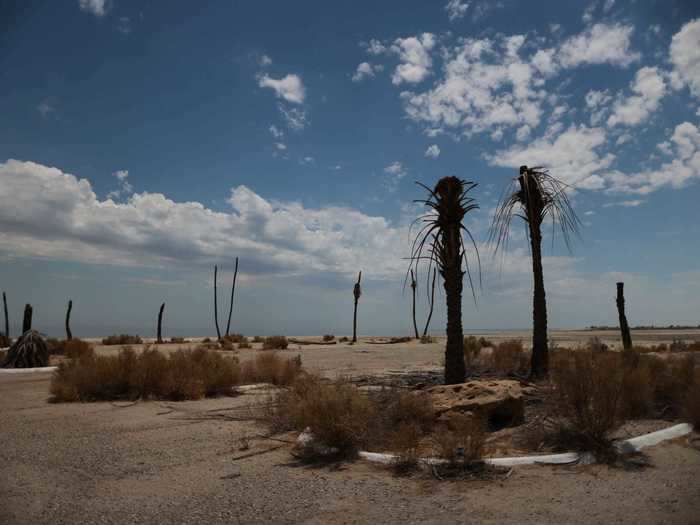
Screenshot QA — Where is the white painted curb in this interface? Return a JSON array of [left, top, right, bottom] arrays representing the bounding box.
[[0, 366, 57, 374], [355, 423, 693, 467]]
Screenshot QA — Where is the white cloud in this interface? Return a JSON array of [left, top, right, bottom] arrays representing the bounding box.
[[259, 54, 272, 67], [258, 74, 305, 104], [363, 39, 387, 56], [607, 67, 666, 127], [274, 142, 287, 151], [269, 125, 284, 139], [669, 18, 700, 99], [106, 170, 133, 200], [352, 62, 383, 82], [489, 124, 613, 190], [78, 0, 109, 17], [445, 0, 469, 21], [0, 159, 412, 279], [425, 144, 441, 158], [391, 33, 435, 85], [37, 99, 55, 118], [116, 16, 131, 35], [603, 0, 615, 12], [383, 161, 407, 192], [299, 156, 315, 165], [603, 199, 645, 208], [278, 104, 308, 131], [558, 23, 640, 68], [605, 122, 700, 194]]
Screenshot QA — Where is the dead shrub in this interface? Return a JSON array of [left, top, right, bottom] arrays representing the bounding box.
[[252, 335, 264, 343], [101, 334, 143, 346], [262, 336, 288, 350], [322, 334, 335, 342], [420, 335, 434, 344], [463, 336, 482, 366], [389, 422, 422, 474], [222, 333, 247, 344], [49, 346, 240, 402], [238, 341, 252, 349], [619, 358, 655, 419], [169, 337, 187, 344], [688, 341, 700, 352], [0, 334, 11, 347], [587, 336, 608, 353], [431, 413, 485, 464], [490, 340, 529, 375], [241, 352, 302, 386], [338, 336, 349, 343], [46, 338, 93, 358], [684, 371, 700, 428], [549, 351, 624, 458], [670, 338, 688, 352], [270, 375, 375, 456]]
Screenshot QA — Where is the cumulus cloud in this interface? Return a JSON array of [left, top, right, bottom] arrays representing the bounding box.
[[78, 0, 110, 17], [352, 62, 383, 82], [0, 159, 412, 279], [445, 0, 469, 21], [607, 67, 666, 127], [363, 39, 387, 56], [425, 144, 441, 158], [391, 33, 436, 85], [258, 74, 305, 104], [558, 23, 640, 68], [604, 122, 700, 194], [383, 161, 407, 192], [669, 18, 700, 99], [278, 104, 308, 131], [269, 125, 284, 139], [258, 54, 272, 67], [106, 170, 133, 200], [488, 124, 613, 190]]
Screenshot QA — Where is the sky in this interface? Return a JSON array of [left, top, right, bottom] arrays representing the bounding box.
[[1, 0, 700, 338]]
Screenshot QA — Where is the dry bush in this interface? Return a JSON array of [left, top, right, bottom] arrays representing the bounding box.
[[549, 351, 624, 457], [431, 413, 485, 464], [463, 336, 482, 366], [367, 389, 434, 444], [271, 374, 376, 455], [420, 335, 434, 344], [338, 336, 349, 343], [388, 422, 423, 474], [169, 337, 187, 344], [587, 336, 608, 353], [322, 334, 335, 342], [0, 349, 6, 362], [619, 358, 655, 419], [241, 352, 302, 386], [252, 335, 264, 343], [490, 340, 529, 375], [633, 344, 668, 353], [50, 346, 240, 402], [262, 336, 288, 350], [670, 338, 688, 352], [688, 341, 700, 352], [684, 370, 700, 428], [222, 333, 247, 344], [202, 337, 212, 343], [101, 334, 143, 346], [0, 334, 11, 347], [238, 341, 252, 349], [196, 340, 220, 350]]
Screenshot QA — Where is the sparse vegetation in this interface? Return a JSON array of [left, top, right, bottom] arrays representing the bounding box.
[[338, 336, 349, 343], [101, 334, 143, 346], [0, 334, 10, 347], [252, 335, 264, 343], [322, 334, 335, 342], [463, 336, 491, 365], [238, 340, 252, 349], [262, 336, 288, 350], [240, 352, 302, 386], [169, 337, 187, 344], [420, 334, 434, 344], [50, 346, 241, 402], [431, 413, 485, 464], [222, 333, 247, 344], [490, 340, 529, 375]]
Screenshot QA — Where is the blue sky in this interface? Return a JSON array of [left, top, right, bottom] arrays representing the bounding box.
[[1, 0, 699, 338]]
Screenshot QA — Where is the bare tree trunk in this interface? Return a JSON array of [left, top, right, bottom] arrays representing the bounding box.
[[528, 220, 549, 379], [422, 268, 437, 337], [443, 224, 466, 384], [157, 302, 165, 344], [3, 292, 9, 339], [352, 271, 362, 343], [616, 282, 633, 350], [65, 300, 73, 341], [225, 257, 239, 337], [410, 269, 419, 339], [214, 265, 221, 340], [22, 304, 32, 334]]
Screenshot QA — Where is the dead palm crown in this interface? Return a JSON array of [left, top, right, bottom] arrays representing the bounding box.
[[409, 176, 480, 385], [489, 166, 580, 379]]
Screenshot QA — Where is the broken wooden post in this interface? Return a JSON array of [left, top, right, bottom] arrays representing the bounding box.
[[616, 282, 633, 350], [65, 299, 73, 341], [352, 271, 362, 343], [225, 257, 239, 337], [214, 265, 221, 341], [22, 304, 32, 334], [157, 302, 165, 344]]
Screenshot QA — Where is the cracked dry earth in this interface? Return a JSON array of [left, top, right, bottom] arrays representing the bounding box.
[[2, 370, 700, 525]]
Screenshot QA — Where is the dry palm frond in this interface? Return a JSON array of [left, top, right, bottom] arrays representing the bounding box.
[[489, 166, 581, 255]]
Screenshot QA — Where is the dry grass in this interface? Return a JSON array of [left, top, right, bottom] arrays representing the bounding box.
[[431, 413, 485, 464], [101, 334, 143, 345], [489, 340, 529, 375], [222, 333, 247, 344], [262, 336, 288, 350], [47, 338, 93, 358], [240, 352, 302, 386], [49, 346, 240, 402]]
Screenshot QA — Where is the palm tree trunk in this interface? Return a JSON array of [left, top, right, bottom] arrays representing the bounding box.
[[157, 302, 165, 344], [22, 304, 32, 334], [422, 268, 437, 337], [225, 257, 239, 337], [214, 265, 221, 341], [352, 271, 361, 343], [65, 300, 73, 341], [410, 269, 419, 339], [3, 292, 9, 339], [616, 282, 633, 350], [443, 227, 465, 384], [529, 222, 549, 379]]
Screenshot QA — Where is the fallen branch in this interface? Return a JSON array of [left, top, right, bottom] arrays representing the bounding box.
[[289, 338, 337, 346]]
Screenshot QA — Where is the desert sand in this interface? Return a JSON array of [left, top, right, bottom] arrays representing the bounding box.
[[2, 331, 699, 524]]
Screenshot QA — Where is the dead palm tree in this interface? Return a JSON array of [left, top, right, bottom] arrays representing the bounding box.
[[409, 176, 480, 384], [490, 166, 580, 379]]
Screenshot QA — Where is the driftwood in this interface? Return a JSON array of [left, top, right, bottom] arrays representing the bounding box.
[[367, 337, 412, 345], [288, 338, 337, 346], [1, 330, 49, 368]]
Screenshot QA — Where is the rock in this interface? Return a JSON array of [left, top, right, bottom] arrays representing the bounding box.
[[425, 380, 525, 430]]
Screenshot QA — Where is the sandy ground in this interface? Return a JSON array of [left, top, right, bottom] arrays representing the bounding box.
[[2, 333, 700, 524]]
